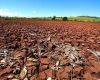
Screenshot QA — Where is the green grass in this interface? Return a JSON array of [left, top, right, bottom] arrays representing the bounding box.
[[68, 16, 100, 22]]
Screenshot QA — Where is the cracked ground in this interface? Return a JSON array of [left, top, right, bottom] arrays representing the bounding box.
[[0, 21, 100, 80]]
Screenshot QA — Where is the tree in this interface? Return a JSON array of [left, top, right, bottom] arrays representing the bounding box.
[[52, 16, 56, 20], [62, 17, 68, 21]]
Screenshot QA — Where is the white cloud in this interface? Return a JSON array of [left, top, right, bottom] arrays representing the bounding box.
[[0, 8, 20, 17], [0, 8, 39, 17]]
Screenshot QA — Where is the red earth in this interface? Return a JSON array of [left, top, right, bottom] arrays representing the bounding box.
[[0, 21, 100, 80]]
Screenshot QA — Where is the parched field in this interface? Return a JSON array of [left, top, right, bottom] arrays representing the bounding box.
[[0, 21, 100, 80]]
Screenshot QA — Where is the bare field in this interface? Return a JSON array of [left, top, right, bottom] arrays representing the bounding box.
[[0, 21, 100, 80]]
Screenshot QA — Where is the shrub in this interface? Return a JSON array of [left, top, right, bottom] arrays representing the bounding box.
[[52, 16, 56, 20], [63, 17, 68, 21]]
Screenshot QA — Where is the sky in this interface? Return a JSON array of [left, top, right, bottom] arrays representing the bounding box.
[[0, 0, 100, 17]]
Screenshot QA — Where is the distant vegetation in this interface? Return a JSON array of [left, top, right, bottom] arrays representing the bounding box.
[[77, 16, 99, 18], [68, 16, 100, 22], [62, 17, 68, 21], [52, 16, 56, 20], [0, 16, 100, 22]]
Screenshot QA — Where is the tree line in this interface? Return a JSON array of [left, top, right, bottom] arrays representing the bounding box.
[[0, 16, 68, 21]]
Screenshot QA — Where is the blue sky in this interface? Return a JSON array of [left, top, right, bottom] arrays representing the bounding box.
[[0, 0, 100, 17]]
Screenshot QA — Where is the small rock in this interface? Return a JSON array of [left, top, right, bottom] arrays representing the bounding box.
[[47, 77, 52, 80], [20, 66, 27, 79], [40, 58, 49, 65]]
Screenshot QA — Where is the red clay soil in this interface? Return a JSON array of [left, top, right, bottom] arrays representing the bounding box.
[[0, 21, 100, 80]]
